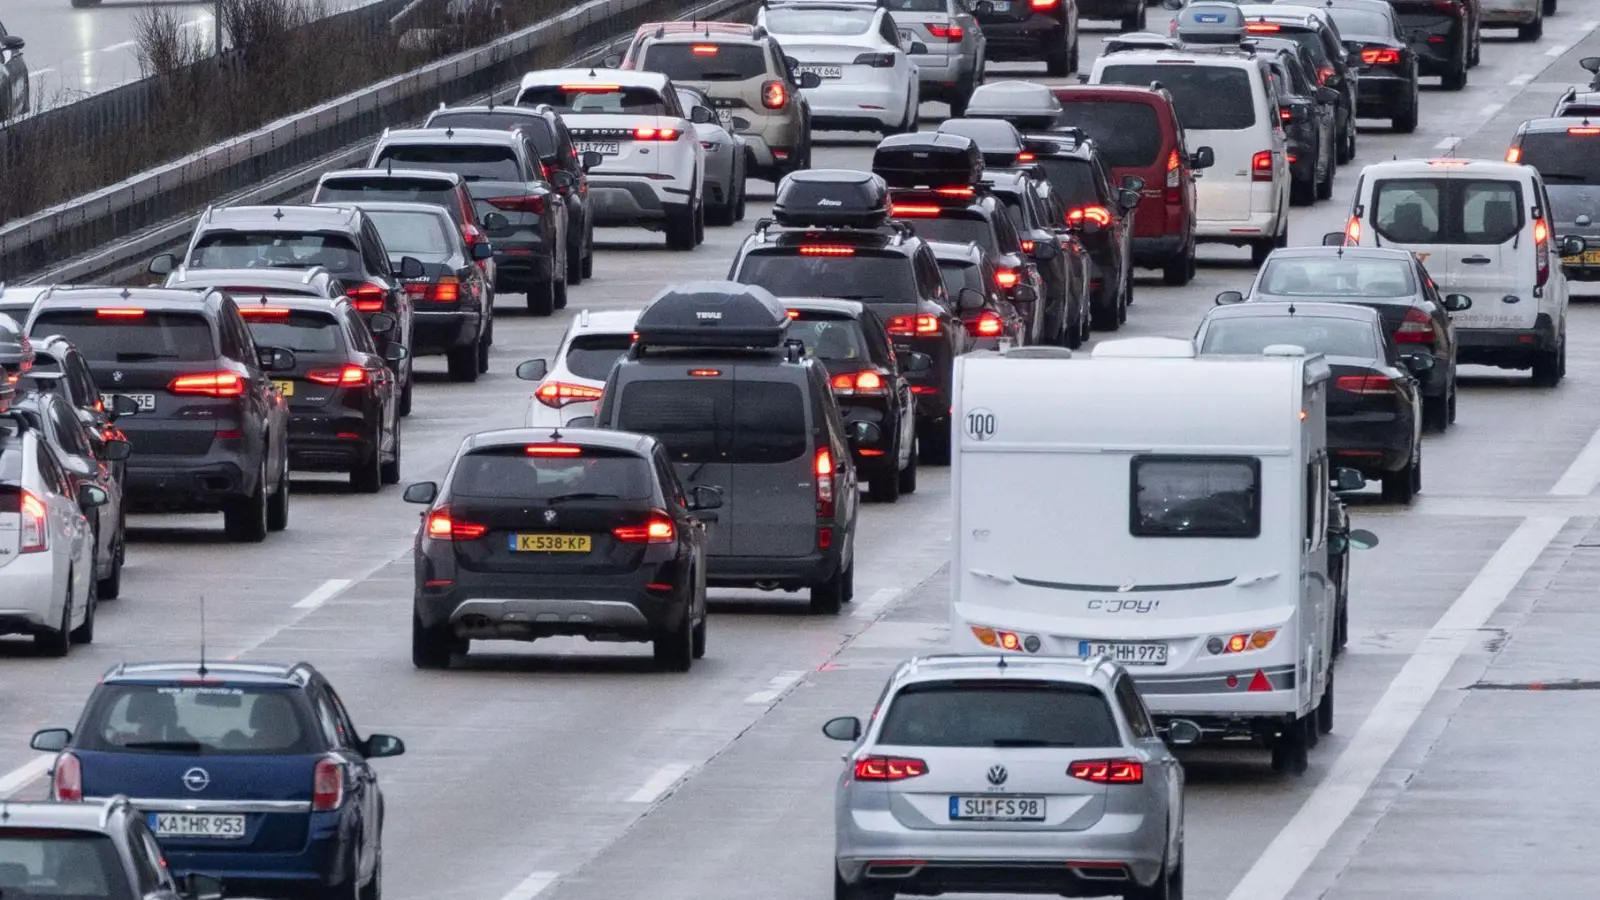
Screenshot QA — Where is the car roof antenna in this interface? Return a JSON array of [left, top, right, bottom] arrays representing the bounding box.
[[550, 425, 562, 441], [386, 158, 393, 175], [1288, 302, 1297, 315], [197, 594, 209, 678]]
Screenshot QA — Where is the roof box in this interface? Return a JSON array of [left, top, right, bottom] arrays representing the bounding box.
[[964, 81, 1064, 132], [1103, 32, 1181, 54], [935, 118, 1025, 166], [872, 133, 983, 189], [772, 169, 890, 228], [1174, 2, 1247, 43], [1089, 337, 1197, 359], [634, 282, 792, 351]]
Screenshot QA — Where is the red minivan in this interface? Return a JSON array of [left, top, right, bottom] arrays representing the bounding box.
[[1050, 85, 1210, 286]]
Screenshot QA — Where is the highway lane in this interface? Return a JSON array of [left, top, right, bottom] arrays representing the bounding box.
[[3, 6, 1600, 900]]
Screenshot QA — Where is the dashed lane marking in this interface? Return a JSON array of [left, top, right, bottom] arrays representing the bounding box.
[[744, 671, 807, 704], [498, 871, 559, 900], [292, 579, 352, 610], [625, 763, 694, 803]]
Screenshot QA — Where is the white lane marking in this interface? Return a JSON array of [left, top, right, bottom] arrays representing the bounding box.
[[1227, 514, 1567, 900], [744, 670, 807, 704], [625, 763, 693, 803], [851, 587, 901, 620], [1547, 424, 1600, 495], [1509, 73, 1534, 87], [292, 578, 353, 610], [229, 539, 413, 658], [498, 871, 559, 900], [1479, 102, 1504, 120], [0, 757, 53, 799], [1545, 42, 1570, 56], [1431, 136, 1457, 152], [99, 40, 136, 53]]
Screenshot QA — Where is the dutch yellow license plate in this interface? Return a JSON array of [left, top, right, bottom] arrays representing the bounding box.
[[1563, 250, 1600, 265], [272, 380, 295, 397], [512, 534, 592, 552]]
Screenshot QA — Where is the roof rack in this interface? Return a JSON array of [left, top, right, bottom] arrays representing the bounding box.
[[751, 217, 915, 244]]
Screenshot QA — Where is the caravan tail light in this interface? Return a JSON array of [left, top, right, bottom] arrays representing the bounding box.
[[1251, 151, 1274, 181], [815, 448, 835, 517], [1207, 629, 1279, 654], [1394, 308, 1434, 344], [886, 314, 940, 335], [1334, 374, 1394, 395], [1069, 760, 1144, 784], [854, 756, 927, 780], [1534, 217, 1551, 287]]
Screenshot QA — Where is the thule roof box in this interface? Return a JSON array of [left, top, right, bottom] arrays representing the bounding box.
[[1174, 2, 1249, 43], [873, 133, 984, 190], [632, 282, 794, 352], [964, 81, 1064, 132], [772, 169, 891, 229], [935, 118, 1026, 167]]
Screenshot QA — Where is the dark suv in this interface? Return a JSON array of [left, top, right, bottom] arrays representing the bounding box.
[[973, 0, 1088, 75], [26, 287, 294, 542], [1022, 132, 1139, 331]]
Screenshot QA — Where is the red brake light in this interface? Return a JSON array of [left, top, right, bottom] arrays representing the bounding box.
[[1334, 374, 1394, 394], [994, 269, 1019, 289], [312, 758, 343, 811], [1505, 145, 1522, 163], [1030, 0, 1059, 8], [345, 283, 387, 312], [853, 756, 927, 780], [815, 448, 835, 517], [1279, 107, 1292, 122], [799, 245, 855, 256], [928, 23, 964, 39], [886, 314, 940, 335], [1394, 307, 1433, 344], [831, 370, 887, 395], [1361, 47, 1401, 65], [95, 308, 146, 318], [688, 368, 722, 377], [487, 195, 546, 214], [634, 127, 679, 141], [52, 752, 82, 801], [1016, 151, 1035, 162], [20, 491, 48, 554], [1535, 217, 1550, 286], [561, 83, 623, 91], [1570, 127, 1600, 135], [973, 312, 1003, 337], [892, 203, 943, 217], [1067, 205, 1113, 227], [692, 44, 718, 55], [1020, 240, 1035, 252], [168, 371, 245, 398], [1069, 759, 1144, 784], [1246, 21, 1280, 32], [935, 187, 974, 197], [306, 365, 370, 387], [1317, 65, 1335, 85], [763, 79, 788, 109], [524, 444, 582, 456], [614, 511, 676, 543], [1251, 150, 1274, 182], [238, 306, 292, 318], [425, 506, 487, 541], [534, 381, 604, 408]]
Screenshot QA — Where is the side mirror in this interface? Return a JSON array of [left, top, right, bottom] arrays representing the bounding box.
[[403, 481, 438, 504], [1559, 235, 1587, 256], [74, 485, 107, 510], [109, 393, 139, 419], [1, 36, 24, 52], [1400, 351, 1436, 374], [482, 211, 511, 231], [974, 0, 993, 12], [690, 484, 724, 511], [1028, 239, 1057, 261], [1215, 290, 1244, 305], [785, 54, 801, 71], [515, 359, 549, 381], [1347, 527, 1379, 550], [100, 438, 132, 462], [147, 253, 177, 276], [1012, 283, 1037, 304], [396, 256, 426, 280], [822, 716, 863, 741], [957, 287, 986, 311], [30, 728, 71, 752], [581, 150, 605, 170], [1117, 188, 1140, 210], [550, 169, 577, 190], [368, 312, 398, 335], [1442, 293, 1472, 312], [472, 241, 495, 260], [1582, 56, 1600, 74], [901, 351, 932, 372], [1323, 73, 1344, 89], [257, 346, 297, 372], [1316, 87, 1340, 105], [565, 415, 596, 427], [602, 53, 623, 68], [382, 344, 409, 364], [363, 733, 406, 758], [183, 873, 224, 900], [1121, 175, 1145, 193], [1334, 467, 1366, 492], [799, 71, 823, 89], [1322, 231, 1347, 246], [690, 105, 714, 125], [1190, 146, 1215, 170], [849, 421, 881, 446], [909, 40, 929, 55]]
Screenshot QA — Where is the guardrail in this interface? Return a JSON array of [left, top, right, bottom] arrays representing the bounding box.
[[0, 0, 753, 286]]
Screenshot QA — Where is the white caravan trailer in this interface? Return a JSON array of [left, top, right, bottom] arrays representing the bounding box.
[[950, 339, 1339, 774]]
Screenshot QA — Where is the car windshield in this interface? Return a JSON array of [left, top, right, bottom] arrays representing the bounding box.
[[1516, 132, 1600, 184], [762, 8, 875, 34], [734, 252, 918, 303], [642, 43, 770, 81], [1097, 64, 1256, 130], [314, 178, 464, 222], [372, 144, 522, 182], [902, 216, 996, 254], [0, 831, 134, 900], [787, 316, 869, 361], [29, 311, 215, 363], [75, 684, 317, 754], [366, 210, 454, 256], [1200, 316, 1378, 358], [1257, 257, 1415, 296], [1327, 7, 1393, 38], [189, 231, 362, 275], [877, 681, 1121, 748], [1034, 158, 1100, 208], [938, 260, 986, 299], [427, 113, 557, 156], [516, 86, 669, 116], [241, 310, 343, 353], [1056, 101, 1162, 168], [562, 333, 635, 381], [451, 446, 654, 500]]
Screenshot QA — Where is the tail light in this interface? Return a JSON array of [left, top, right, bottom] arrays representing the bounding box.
[[1334, 374, 1394, 394], [345, 282, 387, 312], [20, 491, 48, 553], [95, 308, 145, 318], [853, 52, 895, 67], [763, 79, 787, 109], [886, 314, 940, 336], [406, 275, 461, 302], [306, 365, 370, 387], [1279, 107, 1293, 123], [1361, 47, 1400, 65], [1394, 307, 1434, 344], [534, 381, 604, 408], [1021, 240, 1035, 252], [691, 44, 718, 55], [1432, 0, 1460, 13], [927, 23, 963, 39], [970, 312, 1004, 337], [1535, 217, 1551, 287], [1345, 215, 1362, 244], [1069, 759, 1144, 784], [525, 444, 583, 456], [238, 307, 291, 318], [425, 506, 488, 541], [799, 245, 855, 256], [487, 195, 546, 214], [312, 758, 344, 811], [815, 448, 835, 517], [633, 126, 680, 140], [52, 752, 82, 801], [891, 203, 943, 217], [613, 511, 676, 543], [1251, 151, 1274, 181], [1030, 0, 1060, 8], [1165, 149, 1181, 204], [1317, 65, 1335, 85], [168, 371, 245, 398], [1067, 205, 1112, 227], [853, 756, 927, 780], [994, 269, 1019, 289], [1505, 144, 1522, 164], [831, 370, 887, 395], [1570, 126, 1600, 135], [1246, 21, 1281, 32]]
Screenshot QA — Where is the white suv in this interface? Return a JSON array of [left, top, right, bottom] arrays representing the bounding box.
[[516, 69, 707, 250], [514, 308, 644, 428]]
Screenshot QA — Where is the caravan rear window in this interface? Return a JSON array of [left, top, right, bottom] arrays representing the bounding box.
[[1130, 455, 1260, 538]]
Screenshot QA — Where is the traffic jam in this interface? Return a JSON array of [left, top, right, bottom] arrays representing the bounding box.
[[0, 0, 1595, 896]]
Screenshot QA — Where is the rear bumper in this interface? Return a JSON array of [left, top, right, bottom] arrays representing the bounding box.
[[493, 249, 555, 292], [1354, 73, 1411, 114], [1131, 233, 1185, 266], [980, 16, 1069, 59], [807, 83, 907, 131], [1560, 260, 1600, 281], [414, 571, 688, 638], [910, 53, 962, 88], [411, 309, 483, 355], [1455, 313, 1558, 366], [1409, 33, 1465, 74], [1480, 0, 1538, 23], [1329, 415, 1410, 474], [1134, 664, 1304, 718], [286, 411, 373, 472], [706, 549, 842, 588], [0, 562, 58, 631], [161, 810, 349, 887], [588, 176, 692, 226], [1195, 210, 1285, 243], [125, 457, 253, 512]]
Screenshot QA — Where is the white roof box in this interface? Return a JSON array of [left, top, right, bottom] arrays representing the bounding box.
[[1103, 32, 1181, 54], [1000, 346, 1073, 359], [1174, 1, 1248, 43], [1089, 337, 1197, 359], [964, 81, 1063, 130]]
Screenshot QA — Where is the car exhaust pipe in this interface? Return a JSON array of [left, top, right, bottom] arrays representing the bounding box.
[[754, 580, 782, 591], [1068, 863, 1131, 881], [1164, 719, 1203, 746]]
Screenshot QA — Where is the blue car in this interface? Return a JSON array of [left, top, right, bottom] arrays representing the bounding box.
[[30, 661, 403, 900]]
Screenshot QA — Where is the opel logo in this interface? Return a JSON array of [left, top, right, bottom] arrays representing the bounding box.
[[542, 509, 557, 524], [111, 371, 124, 383], [986, 765, 1008, 786], [182, 768, 210, 792]]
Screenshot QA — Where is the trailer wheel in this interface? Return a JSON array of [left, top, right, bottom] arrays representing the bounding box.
[[1269, 717, 1310, 775]]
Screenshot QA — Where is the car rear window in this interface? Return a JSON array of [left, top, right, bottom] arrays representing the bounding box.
[[372, 144, 522, 182], [517, 86, 669, 116], [451, 445, 654, 500], [877, 681, 1121, 748], [0, 831, 131, 900], [240, 310, 343, 354], [563, 333, 635, 381], [902, 215, 996, 254], [1035, 157, 1101, 208], [1327, 7, 1393, 38], [734, 251, 918, 303], [75, 684, 317, 754], [641, 42, 770, 81], [365, 210, 454, 256], [762, 7, 875, 34], [30, 311, 215, 363], [1371, 178, 1523, 245], [1200, 316, 1378, 358], [937, 259, 986, 298], [314, 178, 465, 222], [428, 113, 557, 157], [1258, 256, 1415, 296], [1057, 101, 1162, 168], [787, 315, 869, 362], [885, 0, 946, 9], [615, 379, 807, 465], [189, 231, 362, 274], [1516, 132, 1600, 185], [1097, 64, 1256, 131]]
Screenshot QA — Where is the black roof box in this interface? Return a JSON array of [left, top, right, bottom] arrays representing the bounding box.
[[634, 282, 792, 351], [772, 169, 890, 229], [872, 133, 984, 190], [935, 118, 1025, 167]]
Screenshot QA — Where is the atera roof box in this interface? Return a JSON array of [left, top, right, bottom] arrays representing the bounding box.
[[872, 133, 983, 190], [935, 118, 1025, 167], [634, 282, 792, 351], [772, 169, 890, 228], [1174, 2, 1247, 43]]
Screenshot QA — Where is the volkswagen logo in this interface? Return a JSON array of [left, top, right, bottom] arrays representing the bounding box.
[[111, 371, 124, 383], [986, 765, 1008, 786], [181, 767, 210, 792], [542, 509, 557, 524]]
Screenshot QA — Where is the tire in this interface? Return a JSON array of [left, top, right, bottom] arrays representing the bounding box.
[[707, 181, 737, 226], [1269, 715, 1310, 775], [553, 277, 568, 311], [1090, 280, 1121, 331], [1392, 93, 1419, 134], [1064, 308, 1084, 348], [398, 376, 413, 417], [1543, 0, 1557, 15], [224, 463, 270, 542], [1532, 343, 1563, 386], [581, 247, 594, 279], [380, 417, 402, 486], [98, 532, 123, 600], [1441, 61, 1467, 91], [1046, 45, 1070, 77], [70, 572, 97, 646], [446, 344, 479, 382], [411, 611, 455, 669], [1336, 597, 1349, 654], [1423, 391, 1450, 433], [1337, 113, 1355, 165], [652, 605, 694, 672], [358, 844, 381, 900], [734, 179, 747, 222], [948, 79, 972, 117], [1250, 238, 1276, 267], [526, 281, 556, 316], [691, 609, 707, 660], [38, 579, 72, 657], [897, 446, 918, 495], [566, 242, 584, 286], [1121, 6, 1146, 32], [1318, 669, 1335, 735], [1290, 174, 1315, 207], [919, 420, 951, 466], [665, 204, 697, 250], [477, 320, 492, 375], [1518, 13, 1543, 40], [867, 463, 901, 503], [1381, 451, 1418, 504], [1162, 244, 1194, 286], [351, 432, 382, 494], [1316, 153, 1335, 201], [267, 455, 290, 532], [1126, 851, 1181, 900], [809, 566, 846, 615]]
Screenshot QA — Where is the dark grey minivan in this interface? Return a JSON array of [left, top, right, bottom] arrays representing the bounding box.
[[590, 282, 865, 614]]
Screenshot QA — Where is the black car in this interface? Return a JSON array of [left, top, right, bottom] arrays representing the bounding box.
[[980, 168, 1092, 349], [1021, 132, 1139, 331], [973, 0, 1090, 74], [236, 297, 404, 493], [404, 428, 718, 671], [1197, 301, 1428, 503], [25, 287, 295, 542], [1255, 40, 1339, 205], [1324, 0, 1420, 132], [888, 187, 1051, 321], [1386, 0, 1477, 91], [22, 334, 139, 474], [422, 103, 602, 284], [310, 167, 496, 289], [929, 240, 1030, 350], [1242, 6, 1360, 161], [783, 298, 922, 503], [149, 205, 423, 416]]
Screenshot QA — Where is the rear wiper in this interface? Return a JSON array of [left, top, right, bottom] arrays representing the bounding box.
[[121, 740, 204, 751], [114, 352, 178, 361], [990, 738, 1079, 748], [696, 71, 746, 80], [1538, 173, 1590, 183], [836, 294, 889, 301], [543, 492, 622, 502]]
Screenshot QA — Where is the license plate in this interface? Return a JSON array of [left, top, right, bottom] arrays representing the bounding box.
[[949, 795, 1045, 821], [115, 393, 156, 412], [798, 65, 842, 79], [149, 812, 246, 839], [1080, 640, 1168, 666], [990, 0, 1010, 10], [272, 380, 294, 397], [716, 108, 733, 126], [1563, 249, 1600, 265], [576, 141, 619, 156], [900, 29, 918, 44], [511, 533, 592, 552]]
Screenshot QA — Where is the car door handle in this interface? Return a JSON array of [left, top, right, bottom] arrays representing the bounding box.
[[1461, 256, 1492, 265]]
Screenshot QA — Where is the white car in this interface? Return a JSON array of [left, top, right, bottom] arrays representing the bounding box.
[[756, 1, 922, 134], [515, 69, 707, 250], [0, 415, 103, 656], [515, 309, 643, 428]]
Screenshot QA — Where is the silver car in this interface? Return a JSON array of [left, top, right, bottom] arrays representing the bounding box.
[[823, 654, 1184, 900], [675, 86, 748, 225], [882, 0, 988, 115]]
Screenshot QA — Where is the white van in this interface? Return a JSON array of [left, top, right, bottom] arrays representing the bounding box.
[[950, 339, 1345, 774], [1334, 158, 1586, 385], [1089, 5, 1291, 264]]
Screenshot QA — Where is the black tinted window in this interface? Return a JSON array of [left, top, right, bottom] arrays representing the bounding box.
[[241, 310, 343, 353], [641, 43, 770, 81], [1200, 316, 1379, 358], [885, 0, 946, 9], [1035, 158, 1102, 208], [373, 144, 521, 182], [0, 831, 133, 900], [938, 260, 985, 297], [1327, 7, 1393, 38], [190, 231, 362, 275], [31, 311, 215, 363], [902, 216, 996, 254], [878, 681, 1120, 748], [787, 317, 869, 361], [450, 446, 654, 500], [315, 178, 464, 222], [517, 86, 668, 116], [428, 113, 557, 156], [75, 684, 316, 754], [1057, 101, 1162, 168], [564, 334, 634, 381], [1371, 178, 1522, 245], [735, 252, 918, 302], [1097, 65, 1256, 130], [1517, 131, 1600, 185], [1131, 455, 1260, 538], [615, 378, 808, 464], [366, 210, 455, 255], [998, 196, 1027, 233]]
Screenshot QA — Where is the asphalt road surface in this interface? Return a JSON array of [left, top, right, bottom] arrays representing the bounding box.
[[5, 4, 1600, 900]]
